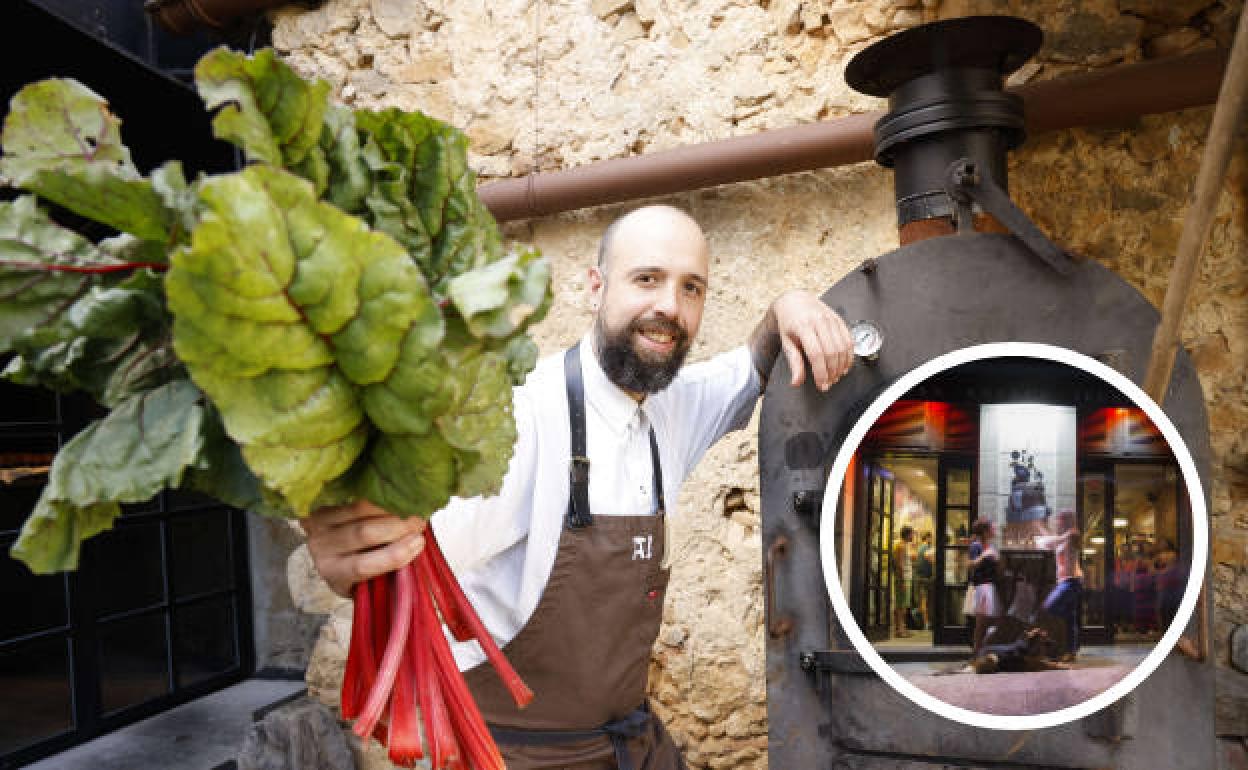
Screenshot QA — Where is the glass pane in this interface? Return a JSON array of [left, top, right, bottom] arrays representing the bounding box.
[[99, 613, 171, 714], [946, 467, 970, 506], [943, 585, 967, 627], [171, 511, 233, 599], [166, 487, 223, 513], [943, 545, 969, 585], [0, 434, 57, 534], [1082, 472, 1108, 628], [0, 381, 58, 424], [1110, 463, 1182, 640], [0, 636, 73, 754], [0, 537, 68, 640], [174, 598, 238, 688], [945, 507, 970, 544], [89, 524, 166, 618]]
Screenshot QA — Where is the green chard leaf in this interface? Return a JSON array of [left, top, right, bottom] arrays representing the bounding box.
[[195, 47, 330, 171], [437, 351, 518, 499], [0, 80, 182, 242], [185, 403, 293, 519], [354, 109, 504, 294], [4, 268, 179, 408], [165, 165, 445, 516], [11, 379, 207, 573], [448, 248, 552, 339], [189, 49, 513, 297], [316, 105, 371, 212], [0, 196, 126, 351]]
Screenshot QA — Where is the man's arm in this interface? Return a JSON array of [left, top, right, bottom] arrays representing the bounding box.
[[749, 289, 854, 392]]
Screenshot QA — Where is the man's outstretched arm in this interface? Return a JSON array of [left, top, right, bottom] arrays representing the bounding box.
[[749, 289, 854, 392]]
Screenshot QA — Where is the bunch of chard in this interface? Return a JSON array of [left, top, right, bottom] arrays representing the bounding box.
[[0, 48, 548, 766], [344, 535, 532, 767]]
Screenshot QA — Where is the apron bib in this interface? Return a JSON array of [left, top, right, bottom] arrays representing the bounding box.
[[463, 344, 687, 770]]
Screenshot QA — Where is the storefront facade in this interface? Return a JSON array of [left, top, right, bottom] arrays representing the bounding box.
[[841, 358, 1188, 655]]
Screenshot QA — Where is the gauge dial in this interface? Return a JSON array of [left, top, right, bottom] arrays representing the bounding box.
[[850, 320, 883, 361]]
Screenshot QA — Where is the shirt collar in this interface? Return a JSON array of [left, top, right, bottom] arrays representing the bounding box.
[[580, 331, 645, 437]]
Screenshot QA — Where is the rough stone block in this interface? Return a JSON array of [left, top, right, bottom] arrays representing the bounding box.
[[615, 12, 646, 42], [401, 51, 452, 82], [1144, 26, 1208, 58], [287, 544, 346, 616], [828, 7, 872, 45], [1119, 0, 1213, 26], [237, 697, 356, 770], [1233, 624, 1248, 673], [370, 0, 424, 37], [592, 0, 634, 20]]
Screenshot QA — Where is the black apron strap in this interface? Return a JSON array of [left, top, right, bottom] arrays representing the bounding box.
[[565, 343, 592, 529], [565, 342, 668, 525], [649, 429, 666, 515], [489, 703, 653, 770]]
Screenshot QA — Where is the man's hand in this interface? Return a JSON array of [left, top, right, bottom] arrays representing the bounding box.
[[300, 499, 428, 598], [752, 289, 854, 392]]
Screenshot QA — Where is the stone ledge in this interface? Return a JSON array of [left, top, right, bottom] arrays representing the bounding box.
[[908, 665, 1133, 716]]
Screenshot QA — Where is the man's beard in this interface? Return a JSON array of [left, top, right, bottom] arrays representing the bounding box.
[[594, 314, 691, 394]]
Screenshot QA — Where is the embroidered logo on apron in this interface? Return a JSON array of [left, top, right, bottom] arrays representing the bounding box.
[[632, 534, 654, 560]]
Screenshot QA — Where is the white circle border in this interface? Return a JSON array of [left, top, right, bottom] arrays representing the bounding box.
[[818, 342, 1208, 730]]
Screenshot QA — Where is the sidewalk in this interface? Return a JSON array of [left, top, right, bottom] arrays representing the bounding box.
[[892, 645, 1153, 715], [26, 679, 306, 770]]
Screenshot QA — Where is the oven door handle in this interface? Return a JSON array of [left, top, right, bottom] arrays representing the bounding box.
[[765, 535, 794, 638]]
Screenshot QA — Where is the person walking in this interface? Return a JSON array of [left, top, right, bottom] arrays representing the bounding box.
[[892, 526, 916, 637], [1035, 509, 1084, 661], [963, 517, 1003, 658]]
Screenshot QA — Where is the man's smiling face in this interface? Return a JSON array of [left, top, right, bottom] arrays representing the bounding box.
[[588, 206, 710, 397]]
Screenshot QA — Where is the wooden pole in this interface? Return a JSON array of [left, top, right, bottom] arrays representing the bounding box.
[[1144, 8, 1248, 664]]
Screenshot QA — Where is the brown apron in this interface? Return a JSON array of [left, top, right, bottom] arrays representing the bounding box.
[[462, 345, 688, 770]]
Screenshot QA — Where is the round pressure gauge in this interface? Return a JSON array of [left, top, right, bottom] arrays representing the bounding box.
[[850, 320, 883, 361]]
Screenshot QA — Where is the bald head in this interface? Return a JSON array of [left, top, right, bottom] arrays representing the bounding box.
[[596, 205, 708, 272]]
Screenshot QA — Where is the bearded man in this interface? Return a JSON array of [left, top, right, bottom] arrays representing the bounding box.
[[301, 204, 853, 769]]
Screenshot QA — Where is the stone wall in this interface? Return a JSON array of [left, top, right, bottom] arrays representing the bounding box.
[[272, 0, 1247, 767]]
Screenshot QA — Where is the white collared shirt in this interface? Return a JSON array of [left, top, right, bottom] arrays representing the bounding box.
[[431, 334, 760, 670]]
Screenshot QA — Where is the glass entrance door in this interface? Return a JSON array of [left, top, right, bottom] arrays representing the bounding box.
[[1079, 465, 1110, 644], [933, 457, 974, 646], [861, 466, 894, 643]]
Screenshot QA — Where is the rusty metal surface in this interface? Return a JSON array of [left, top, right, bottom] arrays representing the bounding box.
[[758, 233, 1213, 770]]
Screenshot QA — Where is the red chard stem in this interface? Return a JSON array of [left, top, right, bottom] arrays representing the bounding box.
[[353, 567, 414, 739], [425, 530, 534, 708]]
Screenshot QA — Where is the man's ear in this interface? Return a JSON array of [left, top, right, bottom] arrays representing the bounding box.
[[587, 265, 605, 311]]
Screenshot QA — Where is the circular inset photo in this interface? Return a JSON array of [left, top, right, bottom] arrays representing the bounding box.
[[819, 343, 1206, 730]]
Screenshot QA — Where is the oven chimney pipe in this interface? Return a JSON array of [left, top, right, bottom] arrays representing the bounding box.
[[844, 16, 1040, 244], [478, 47, 1229, 224]]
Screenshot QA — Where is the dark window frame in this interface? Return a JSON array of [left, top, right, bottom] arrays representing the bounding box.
[[1, 388, 255, 769]]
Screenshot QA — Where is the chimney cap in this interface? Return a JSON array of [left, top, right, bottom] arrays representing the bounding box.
[[846, 15, 1042, 98]]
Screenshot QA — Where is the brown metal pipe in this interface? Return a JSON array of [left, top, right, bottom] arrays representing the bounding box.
[[483, 113, 878, 223], [1017, 48, 1228, 135], [146, 0, 292, 35], [481, 48, 1229, 223]]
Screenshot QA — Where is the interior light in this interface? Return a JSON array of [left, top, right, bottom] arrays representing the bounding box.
[[1089, 536, 1105, 544], [1083, 548, 1097, 555], [1113, 518, 1129, 528]]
